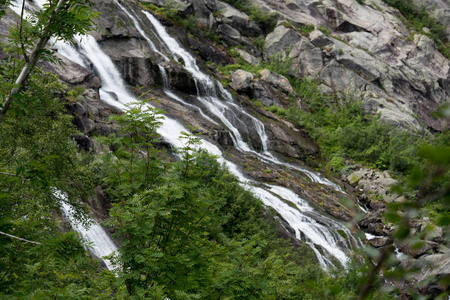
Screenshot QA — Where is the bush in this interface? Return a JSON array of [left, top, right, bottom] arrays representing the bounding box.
[[247, 5, 278, 33]]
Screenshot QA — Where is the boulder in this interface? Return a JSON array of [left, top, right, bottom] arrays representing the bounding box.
[[229, 69, 254, 93], [309, 30, 332, 48], [319, 59, 367, 94], [347, 169, 370, 185], [216, 1, 262, 36], [72, 135, 94, 152], [259, 69, 294, 94], [100, 39, 161, 87], [235, 48, 260, 65], [264, 25, 301, 57], [250, 80, 281, 107], [190, 0, 216, 25], [49, 55, 91, 84], [93, 0, 141, 39], [217, 24, 261, 56], [188, 36, 234, 66], [368, 237, 393, 248]]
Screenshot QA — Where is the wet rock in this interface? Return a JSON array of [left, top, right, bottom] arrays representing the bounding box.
[[159, 61, 197, 94], [397, 240, 437, 258], [188, 36, 234, 66], [87, 186, 112, 221], [101, 39, 161, 87]]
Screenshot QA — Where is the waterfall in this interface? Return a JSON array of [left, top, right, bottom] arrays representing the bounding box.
[[56, 192, 118, 271], [10, 0, 357, 270], [73, 9, 354, 269], [142, 10, 342, 190]]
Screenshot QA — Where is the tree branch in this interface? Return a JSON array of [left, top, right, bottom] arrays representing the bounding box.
[[0, 230, 42, 245], [0, 0, 68, 124], [0, 172, 18, 177]]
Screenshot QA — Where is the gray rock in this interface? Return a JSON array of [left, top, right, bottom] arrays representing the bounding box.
[[250, 79, 281, 107], [411, 0, 450, 40], [368, 237, 393, 248], [51, 55, 90, 84], [309, 30, 332, 47], [79, 118, 96, 135], [217, 23, 241, 43], [397, 240, 437, 258], [159, 61, 197, 95], [376, 177, 398, 191], [289, 39, 323, 78], [319, 59, 367, 94], [260, 69, 294, 94], [100, 39, 161, 87], [216, 1, 262, 36], [264, 25, 301, 57], [236, 49, 261, 65], [286, 0, 300, 10], [347, 169, 370, 185], [229, 69, 254, 93], [68, 102, 87, 117], [188, 0, 216, 25]]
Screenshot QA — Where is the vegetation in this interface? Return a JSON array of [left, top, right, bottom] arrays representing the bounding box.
[[97, 99, 392, 299], [213, 0, 279, 34], [140, 2, 219, 42], [1, 0, 448, 298]]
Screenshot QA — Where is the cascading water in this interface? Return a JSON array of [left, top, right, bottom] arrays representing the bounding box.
[[10, 0, 358, 270], [9, 0, 119, 270], [74, 33, 352, 267], [142, 10, 342, 190], [60, 200, 118, 270]]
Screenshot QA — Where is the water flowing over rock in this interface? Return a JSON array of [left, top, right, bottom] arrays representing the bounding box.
[[23, 0, 362, 270], [5, 0, 449, 293]]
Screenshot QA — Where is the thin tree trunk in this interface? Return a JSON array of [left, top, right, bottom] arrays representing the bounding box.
[[0, 230, 42, 245], [0, 0, 68, 124]]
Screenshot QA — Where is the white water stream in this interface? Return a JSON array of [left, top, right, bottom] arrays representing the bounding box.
[[60, 201, 118, 270], [10, 0, 356, 270]]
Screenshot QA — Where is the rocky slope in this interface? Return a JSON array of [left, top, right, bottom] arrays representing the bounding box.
[[176, 0, 450, 132]]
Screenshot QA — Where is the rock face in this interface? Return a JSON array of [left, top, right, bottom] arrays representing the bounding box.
[[264, 24, 301, 57], [189, 0, 450, 132]]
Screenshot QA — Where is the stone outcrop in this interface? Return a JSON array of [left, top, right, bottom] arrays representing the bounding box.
[[207, 0, 450, 132], [264, 24, 301, 57]]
